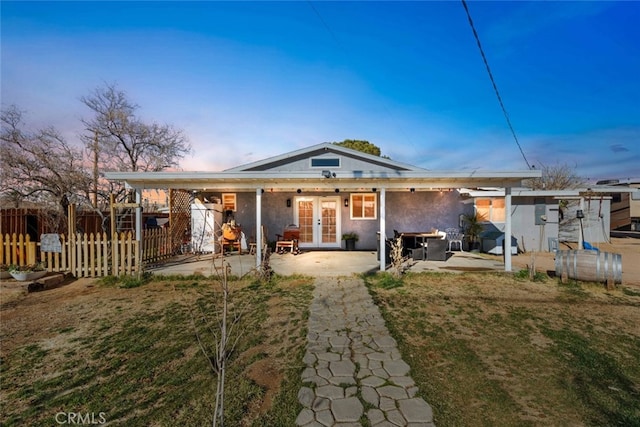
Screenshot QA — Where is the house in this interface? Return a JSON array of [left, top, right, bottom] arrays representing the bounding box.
[[463, 185, 637, 254], [104, 142, 540, 271], [597, 178, 640, 231]]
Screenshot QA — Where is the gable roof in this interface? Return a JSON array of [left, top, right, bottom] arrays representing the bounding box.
[[225, 142, 424, 173], [104, 142, 541, 191]]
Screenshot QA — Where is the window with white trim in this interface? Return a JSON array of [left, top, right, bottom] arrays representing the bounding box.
[[222, 193, 237, 212], [350, 193, 377, 220]]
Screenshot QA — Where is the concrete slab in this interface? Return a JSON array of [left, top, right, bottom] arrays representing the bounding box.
[[147, 250, 506, 278]]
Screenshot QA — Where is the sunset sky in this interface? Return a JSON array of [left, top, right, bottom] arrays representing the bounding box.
[[2, 1, 639, 181]]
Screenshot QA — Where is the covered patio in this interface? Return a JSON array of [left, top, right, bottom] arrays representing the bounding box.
[[105, 143, 540, 273]]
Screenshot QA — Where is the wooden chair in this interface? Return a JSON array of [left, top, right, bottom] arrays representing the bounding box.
[[275, 224, 300, 254], [222, 225, 242, 254], [249, 238, 257, 255]]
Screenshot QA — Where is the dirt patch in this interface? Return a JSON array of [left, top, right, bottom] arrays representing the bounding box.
[[246, 358, 280, 411]]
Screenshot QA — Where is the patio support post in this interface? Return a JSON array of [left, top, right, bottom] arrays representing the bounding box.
[[504, 186, 512, 272], [380, 187, 386, 271], [256, 188, 262, 269], [578, 197, 585, 250], [135, 188, 142, 242]]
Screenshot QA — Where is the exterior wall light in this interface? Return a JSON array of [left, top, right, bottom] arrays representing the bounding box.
[[286, 199, 291, 207], [344, 198, 349, 207]]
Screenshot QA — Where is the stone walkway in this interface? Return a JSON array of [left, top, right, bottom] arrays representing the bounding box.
[[296, 277, 435, 426]]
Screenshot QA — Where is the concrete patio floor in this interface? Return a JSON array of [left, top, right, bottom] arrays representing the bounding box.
[[147, 249, 507, 278]]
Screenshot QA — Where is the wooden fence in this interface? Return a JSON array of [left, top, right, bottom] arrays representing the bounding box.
[[1, 229, 175, 278]]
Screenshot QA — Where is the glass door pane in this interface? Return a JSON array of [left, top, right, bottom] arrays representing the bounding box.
[[297, 199, 314, 244], [321, 200, 337, 244]]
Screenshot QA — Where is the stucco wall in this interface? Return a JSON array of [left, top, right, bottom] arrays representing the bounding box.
[[203, 191, 609, 253], [211, 190, 469, 251], [477, 196, 610, 253], [485, 197, 561, 253], [384, 191, 467, 238]]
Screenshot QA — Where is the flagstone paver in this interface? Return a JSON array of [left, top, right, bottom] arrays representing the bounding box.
[[296, 277, 436, 426]]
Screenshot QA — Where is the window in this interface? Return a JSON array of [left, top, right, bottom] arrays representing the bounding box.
[[311, 157, 340, 168], [475, 198, 505, 222], [222, 193, 236, 212], [350, 193, 377, 220]]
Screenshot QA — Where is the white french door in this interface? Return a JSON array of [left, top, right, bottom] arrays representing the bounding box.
[[294, 196, 341, 248]]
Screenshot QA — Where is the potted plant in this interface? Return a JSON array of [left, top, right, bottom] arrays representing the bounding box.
[[342, 232, 359, 251], [9, 263, 47, 281], [0, 264, 12, 279], [463, 214, 483, 252]]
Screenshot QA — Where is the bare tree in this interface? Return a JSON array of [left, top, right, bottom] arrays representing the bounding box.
[[80, 83, 191, 174], [524, 162, 584, 190], [79, 83, 192, 233], [0, 105, 92, 230]]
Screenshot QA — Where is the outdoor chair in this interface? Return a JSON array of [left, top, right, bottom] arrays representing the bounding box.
[[445, 227, 464, 252], [222, 222, 242, 254], [275, 224, 300, 254]]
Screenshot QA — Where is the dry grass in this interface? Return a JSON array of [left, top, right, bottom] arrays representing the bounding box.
[[366, 271, 640, 426], [0, 273, 313, 426], [2, 240, 639, 426]]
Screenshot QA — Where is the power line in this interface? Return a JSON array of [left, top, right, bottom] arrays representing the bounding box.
[[461, 0, 532, 169], [305, 1, 416, 149], [307, 0, 346, 56]]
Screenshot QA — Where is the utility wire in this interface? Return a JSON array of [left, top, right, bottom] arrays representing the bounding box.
[[307, 0, 346, 56], [306, 0, 416, 149], [461, 0, 532, 169]]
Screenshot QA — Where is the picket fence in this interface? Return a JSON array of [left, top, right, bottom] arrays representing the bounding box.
[[1, 229, 175, 278]]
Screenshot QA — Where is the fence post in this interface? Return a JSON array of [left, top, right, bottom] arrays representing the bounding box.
[[102, 232, 108, 276]]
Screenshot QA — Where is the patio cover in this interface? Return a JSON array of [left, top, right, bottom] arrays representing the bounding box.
[[105, 144, 541, 272]]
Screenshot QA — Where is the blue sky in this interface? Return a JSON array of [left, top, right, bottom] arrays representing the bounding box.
[[2, 1, 639, 181]]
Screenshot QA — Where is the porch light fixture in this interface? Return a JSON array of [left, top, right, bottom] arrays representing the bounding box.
[[286, 198, 291, 207], [344, 198, 349, 207], [410, 188, 415, 193], [296, 189, 302, 194], [335, 188, 340, 193]]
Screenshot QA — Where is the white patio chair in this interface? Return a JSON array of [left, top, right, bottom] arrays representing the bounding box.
[[445, 227, 464, 252]]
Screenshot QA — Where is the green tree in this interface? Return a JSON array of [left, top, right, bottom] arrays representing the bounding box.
[[333, 139, 382, 156]]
